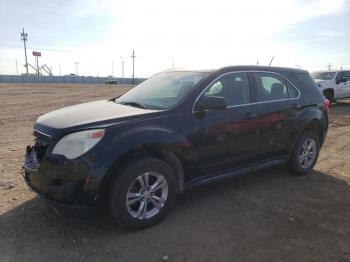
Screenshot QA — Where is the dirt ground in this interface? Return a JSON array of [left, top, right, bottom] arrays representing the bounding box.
[[0, 83, 349, 262]]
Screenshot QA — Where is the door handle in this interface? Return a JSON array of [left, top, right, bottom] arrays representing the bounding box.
[[246, 112, 257, 118], [291, 104, 301, 110]]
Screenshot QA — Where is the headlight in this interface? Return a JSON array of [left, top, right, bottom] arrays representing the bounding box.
[[52, 129, 105, 159]]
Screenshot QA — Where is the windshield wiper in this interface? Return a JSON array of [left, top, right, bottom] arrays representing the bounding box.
[[108, 95, 121, 101], [118, 101, 148, 109]]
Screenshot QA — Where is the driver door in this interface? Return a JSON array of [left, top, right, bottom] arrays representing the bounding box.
[[190, 72, 263, 177], [335, 71, 350, 98]]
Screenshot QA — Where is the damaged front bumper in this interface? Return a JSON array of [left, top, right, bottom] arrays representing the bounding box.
[[23, 145, 108, 220]]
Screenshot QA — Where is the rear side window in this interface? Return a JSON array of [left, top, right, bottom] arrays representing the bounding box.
[[204, 72, 250, 106], [252, 72, 298, 102]]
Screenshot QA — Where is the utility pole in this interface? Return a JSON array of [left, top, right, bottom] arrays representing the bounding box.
[[269, 56, 274, 66], [130, 49, 136, 84], [20, 28, 28, 75], [120, 57, 125, 78], [112, 61, 114, 76], [75, 62, 79, 75], [15, 60, 18, 75], [36, 54, 39, 75], [327, 63, 332, 71], [169, 57, 175, 69], [59, 63, 62, 76], [256, 59, 259, 65], [32, 51, 41, 75]]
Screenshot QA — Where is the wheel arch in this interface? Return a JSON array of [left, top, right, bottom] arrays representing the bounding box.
[[303, 119, 325, 145], [322, 88, 335, 100], [291, 106, 328, 153], [98, 144, 187, 205]]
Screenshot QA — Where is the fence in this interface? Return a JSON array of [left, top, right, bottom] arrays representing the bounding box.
[[0, 75, 146, 85]]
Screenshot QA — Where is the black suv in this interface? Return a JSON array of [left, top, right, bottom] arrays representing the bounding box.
[[24, 66, 329, 229]]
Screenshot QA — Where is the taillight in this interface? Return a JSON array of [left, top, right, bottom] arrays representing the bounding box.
[[323, 98, 330, 114]]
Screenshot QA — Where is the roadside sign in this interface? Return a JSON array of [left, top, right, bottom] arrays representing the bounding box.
[[32, 51, 41, 57]]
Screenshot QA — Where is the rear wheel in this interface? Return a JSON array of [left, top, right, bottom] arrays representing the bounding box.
[[108, 157, 177, 229], [288, 131, 320, 176]]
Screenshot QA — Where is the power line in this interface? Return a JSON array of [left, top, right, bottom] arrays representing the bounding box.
[[0, 43, 76, 53]]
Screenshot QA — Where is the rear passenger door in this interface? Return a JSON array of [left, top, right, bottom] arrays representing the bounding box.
[[251, 72, 300, 159]]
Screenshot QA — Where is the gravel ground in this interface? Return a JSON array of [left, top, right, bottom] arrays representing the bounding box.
[[0, 83, 349, 262]]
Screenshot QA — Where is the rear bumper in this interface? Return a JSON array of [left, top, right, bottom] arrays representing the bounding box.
[[321, 113, 329, 147], [23, 146, 109, 219]]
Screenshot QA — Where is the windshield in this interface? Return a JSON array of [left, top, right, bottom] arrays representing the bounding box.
[[311, 71, 336, 80], [116, 71, 209, 109]]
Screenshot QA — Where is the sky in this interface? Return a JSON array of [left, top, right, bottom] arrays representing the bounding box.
[[0, 0, 349, 77]]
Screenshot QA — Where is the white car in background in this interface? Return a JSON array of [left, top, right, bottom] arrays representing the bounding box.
[[105, 76, 117, 84], [311, 70, 350, 103]]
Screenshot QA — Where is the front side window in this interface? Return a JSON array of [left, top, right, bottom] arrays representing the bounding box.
[[252, 72, 298, 102], [204, 72, 250, 106], [311, 71, 336, 80], [336, 72, 345, 82], [337, 71, 350, 81], [117, 71, 209, 109]]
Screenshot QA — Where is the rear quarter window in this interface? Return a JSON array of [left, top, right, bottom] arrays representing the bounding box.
[[292, 72, 323, 99], [293, 73, 319, 89]]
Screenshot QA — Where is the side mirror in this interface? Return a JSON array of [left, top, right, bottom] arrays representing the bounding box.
[[195, 95, 227, 111]]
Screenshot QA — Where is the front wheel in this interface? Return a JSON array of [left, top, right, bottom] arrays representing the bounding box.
[[288, 131, 320, 176], [108, 157, 177, 229]]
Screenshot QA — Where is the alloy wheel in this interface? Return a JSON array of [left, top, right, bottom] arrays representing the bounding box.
[[125, 172, 168, 220], [299, 138, 317, 169]]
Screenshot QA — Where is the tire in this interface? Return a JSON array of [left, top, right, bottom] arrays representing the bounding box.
[[288, 130, 320, 176], [108, 157, 177, 229]]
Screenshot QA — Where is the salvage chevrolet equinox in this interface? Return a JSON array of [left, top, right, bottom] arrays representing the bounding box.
[[24, 66, 329, 229]]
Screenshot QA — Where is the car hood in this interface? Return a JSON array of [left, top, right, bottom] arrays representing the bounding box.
[[35, 100, 159, 133]]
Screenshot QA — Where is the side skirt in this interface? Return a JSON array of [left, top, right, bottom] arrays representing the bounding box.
[[185, 158, 287, 189]]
